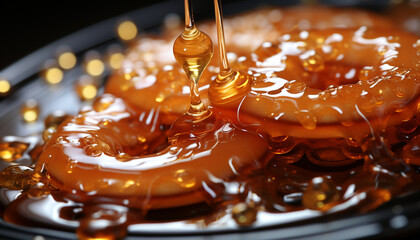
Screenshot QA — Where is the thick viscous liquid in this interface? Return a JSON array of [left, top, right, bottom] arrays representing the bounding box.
[[0, 3, 419, 240]]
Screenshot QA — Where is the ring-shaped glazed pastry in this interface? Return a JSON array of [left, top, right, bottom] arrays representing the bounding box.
[[37, 95, 267, 209], [231, 27, 419, 140]]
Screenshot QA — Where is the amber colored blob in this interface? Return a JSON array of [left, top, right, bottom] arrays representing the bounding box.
[[302, 177, 339, 211], [77, 206, 128, 240], [173, 25, 213, 117], [232, 202, 258, 227], [0, 165, 41, 190]]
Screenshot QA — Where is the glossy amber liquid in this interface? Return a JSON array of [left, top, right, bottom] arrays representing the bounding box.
[[0, 3, 419, 240]]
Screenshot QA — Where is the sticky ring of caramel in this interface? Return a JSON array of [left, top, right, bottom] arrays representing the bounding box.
[[37, 95, 267, 209], [232, 28, 420, 139]]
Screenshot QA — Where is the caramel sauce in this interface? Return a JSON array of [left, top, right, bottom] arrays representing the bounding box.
[[208, 0, 252, 105], [1, 2, 420, 240]]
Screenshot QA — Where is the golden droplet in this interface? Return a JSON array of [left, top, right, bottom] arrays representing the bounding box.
[[0, 79, 11, 94], [302, 177, 339, 211], [173, 169, 196, 188], [75, 75, 98, 101], [284, 80, 307, 94], [267, 135, 296, 154], [21, 99, 40, 123], [295, 110, 317, 130], [232, 202, 258, 227], [272, 145, 304, 164], [173, 23, 213, 116], [116, 153, 131, 162], [44, 67, 64, 84], [58, 51, 77, 70], [117, 20, 138, 41]]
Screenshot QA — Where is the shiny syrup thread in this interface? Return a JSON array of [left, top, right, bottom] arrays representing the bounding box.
[[0, 3, 419, 240], [208, 0, 252, 105]]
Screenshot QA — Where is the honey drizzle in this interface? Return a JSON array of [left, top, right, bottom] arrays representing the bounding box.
[[173, 0, 213, 118], [214, 0, 229, 73], [209, 0, 252, 104]]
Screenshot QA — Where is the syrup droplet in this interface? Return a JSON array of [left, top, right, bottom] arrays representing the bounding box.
[[302, 177, 339, 211], [209, 0, 252, 104], [284, 80, 307, 94], [173, 0, 213, 117], [232, 202, 258, 227], [271, 145, 304, 164], [295, 110, 317, 130], [169, 0, 222, 141], [267, 135, 296, 154], [21, 99, 40, 123], [80, 136, 110, 157]]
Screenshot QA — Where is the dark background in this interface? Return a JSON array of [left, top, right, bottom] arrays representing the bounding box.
[[0, 1, 172, 70], [0, 0, 392, 71], [0, 0, 247, 70], [0, 1, 161, 69]]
